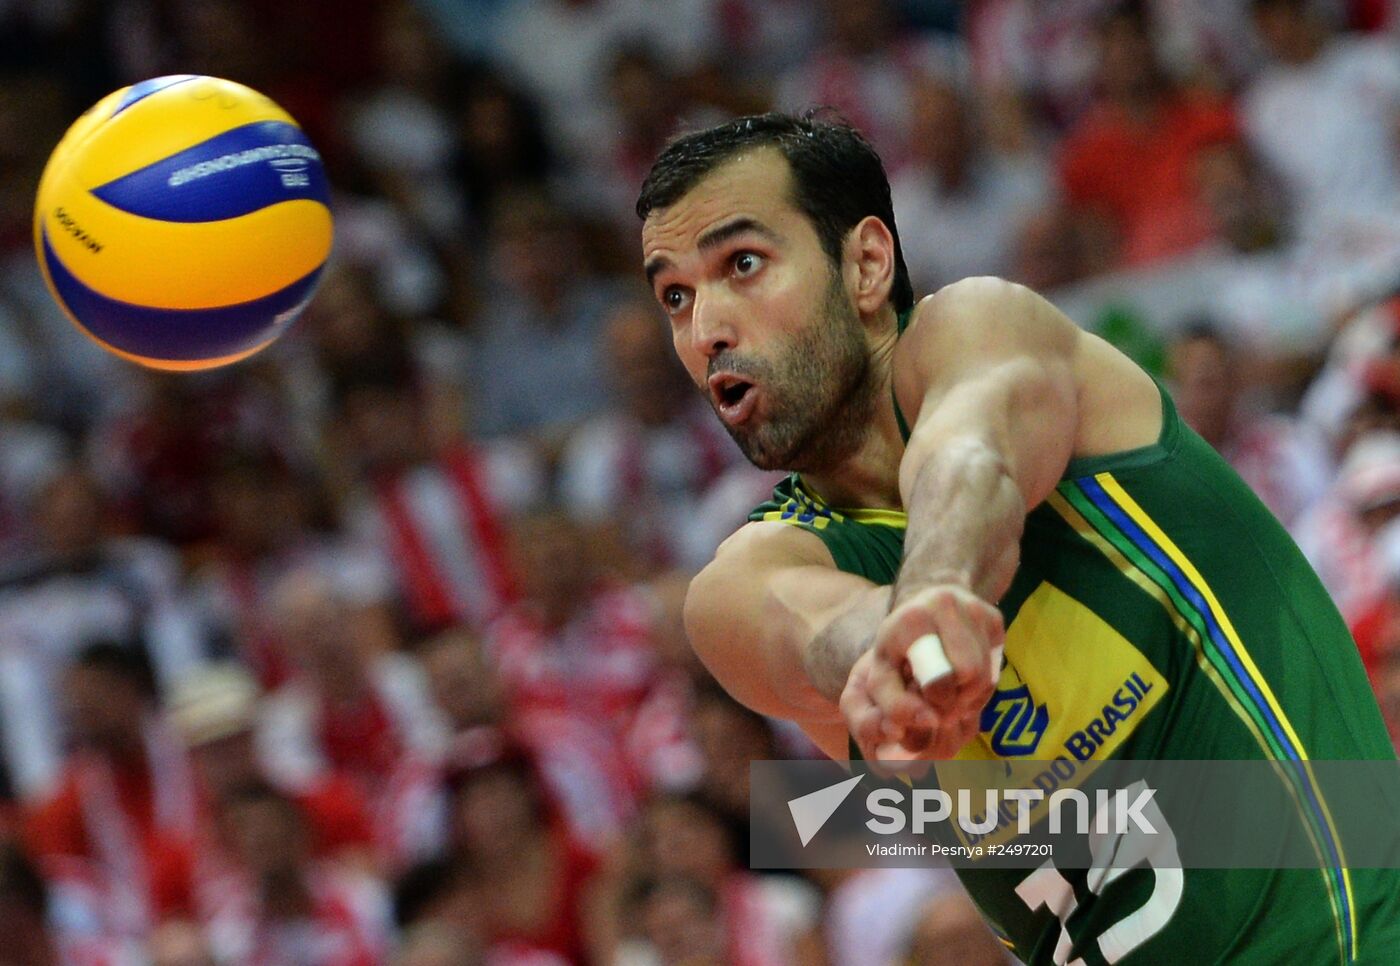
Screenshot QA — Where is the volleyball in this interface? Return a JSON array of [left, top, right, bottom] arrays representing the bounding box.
[[33, 75, 333, 371]]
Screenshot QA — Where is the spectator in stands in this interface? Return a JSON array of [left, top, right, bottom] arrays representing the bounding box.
[[167, 663, 376, 867], [0, 412, 65, 562], [576, 45, 688, 227], [891, 73, 1052, 291], [466, 191, 622, 441], [1295, 431, 1400, 628], [629, 874, 727, 966], [334, 372, 527, 638], [1168, 323, 1332, 526], [0, 461, 209, 808], [628, 793, 818, 965], [188, 450, 373, 690], [1058, 0, 1239, 267], [342, 0, 465, 243], [89, 366, 303, 548], [558, 296, 737, 571], [776, 0, 962, 169], [444, 750, 604, 963], [258, 569, 445, 869], [490, 509, 657, 730], [1244, 0, 1400, 242], [489, 0, 716, 166], [418, 626, 641, 853], [201, 782, 392, 965], [23, 644, 199, 941], [809, 866, 1004, 966], [449, 67, 555, 235]]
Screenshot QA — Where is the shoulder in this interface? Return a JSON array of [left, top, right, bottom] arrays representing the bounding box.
[[894, 277, 1081, 381], [692, 521, 835, 598], [684, 522, 835, 651], [894, 277, 1161, 460]]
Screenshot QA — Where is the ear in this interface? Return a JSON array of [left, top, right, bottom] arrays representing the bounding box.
[[845, 215, 896, 318]]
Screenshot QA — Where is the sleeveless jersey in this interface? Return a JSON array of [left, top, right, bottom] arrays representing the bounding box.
[[748, 374, 1400, 965]]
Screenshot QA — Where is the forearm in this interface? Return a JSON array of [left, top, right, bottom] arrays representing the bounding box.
[[802, 583, 893, 701], [894, 434, 1024, 606]]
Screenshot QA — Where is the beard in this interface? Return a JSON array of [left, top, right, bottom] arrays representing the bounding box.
[[709, 271, 878, 473]]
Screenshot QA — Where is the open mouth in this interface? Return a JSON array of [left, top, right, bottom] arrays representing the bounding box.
[[708, 374, 758, 426]]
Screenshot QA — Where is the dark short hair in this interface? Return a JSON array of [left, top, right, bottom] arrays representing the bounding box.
[[636, 111, 915, 314]]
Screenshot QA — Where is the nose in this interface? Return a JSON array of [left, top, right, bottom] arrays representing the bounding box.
[[689, 287, 738, 359]]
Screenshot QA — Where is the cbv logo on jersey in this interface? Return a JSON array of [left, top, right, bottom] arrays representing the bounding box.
[[980, 684, 1049, 756]]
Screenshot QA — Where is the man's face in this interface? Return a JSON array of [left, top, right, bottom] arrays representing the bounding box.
[[642, 149, 875, 472]]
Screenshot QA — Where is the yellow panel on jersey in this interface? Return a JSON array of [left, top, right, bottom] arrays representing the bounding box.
[[935, 581, 1168, 849]]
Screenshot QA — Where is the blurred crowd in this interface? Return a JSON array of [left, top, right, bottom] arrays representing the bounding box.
[[0, 0, 1397, 963]]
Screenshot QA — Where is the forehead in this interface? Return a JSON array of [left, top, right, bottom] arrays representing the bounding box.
[[642, 148, 803, 261]]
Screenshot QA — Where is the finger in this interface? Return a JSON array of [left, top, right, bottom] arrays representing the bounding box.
[[840, 667, 885, 755], [907, 633, 953, 688], [916, 600, 995, 722], [932, 593, 990, 690], [866, 650, 920, 736]]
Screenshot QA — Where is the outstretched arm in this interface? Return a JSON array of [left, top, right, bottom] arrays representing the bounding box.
[[684, 520, 891, 761], [843, 277, 1083, 762]]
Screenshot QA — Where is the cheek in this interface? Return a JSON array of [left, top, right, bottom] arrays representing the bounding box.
[[671, 332, 706, 384]]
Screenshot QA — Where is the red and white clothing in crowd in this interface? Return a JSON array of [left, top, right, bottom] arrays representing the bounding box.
[[1219, 414, 1333, 528], [1294, 433, 1400, 627], [488, 586, 657, 727], [558, 404, 736, 569], [24, 723, 201, 939], [1296, 497, 1387, 628], [720, 873, 803, 966], [258, 653, 447, 869], [623, 672, 706, 795], [481, 828, 602, 964], [406, 719, 641, 867], [775, 32, 964, 173], [198, 861, 392, 966], [187, 539, 389, 691], [347, 444, 519, 636], [1058, 91, 1239, 268], [0, 538, 206, 803], [1242, 32, 1400, 244]]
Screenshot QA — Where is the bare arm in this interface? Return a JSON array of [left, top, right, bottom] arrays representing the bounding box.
[[844, 277, 1086, 761], [893, 279, 1080, 604], [684, 521, 892, 761]]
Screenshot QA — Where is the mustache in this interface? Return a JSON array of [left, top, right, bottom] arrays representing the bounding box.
[[706, 351, 767, 384]]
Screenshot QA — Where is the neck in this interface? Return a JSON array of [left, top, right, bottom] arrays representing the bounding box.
[[796, 319, 905, 510]]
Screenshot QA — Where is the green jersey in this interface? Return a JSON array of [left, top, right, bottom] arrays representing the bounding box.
[[748, 380, 1400, 965]]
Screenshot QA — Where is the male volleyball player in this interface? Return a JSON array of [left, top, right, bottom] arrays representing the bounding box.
[[637, 112, 1400, 964]]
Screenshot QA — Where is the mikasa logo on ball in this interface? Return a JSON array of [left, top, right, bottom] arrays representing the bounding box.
[[166, 143, 321, 188]]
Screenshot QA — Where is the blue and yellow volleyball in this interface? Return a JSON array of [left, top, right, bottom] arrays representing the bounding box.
[[33, 75, 333, 371]]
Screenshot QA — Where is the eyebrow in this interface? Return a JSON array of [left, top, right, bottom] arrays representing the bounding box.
[[644, 217, 780, 287]]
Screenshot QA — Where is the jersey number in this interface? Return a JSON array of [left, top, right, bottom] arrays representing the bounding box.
[[1013, 780, 1184, 964]]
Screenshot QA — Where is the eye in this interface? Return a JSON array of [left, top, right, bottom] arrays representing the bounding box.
[[731, 251, 764, 278], [662, 286, 693, 315]]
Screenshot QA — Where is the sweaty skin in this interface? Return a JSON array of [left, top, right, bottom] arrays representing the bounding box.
[[642, 147, 1162, 764]]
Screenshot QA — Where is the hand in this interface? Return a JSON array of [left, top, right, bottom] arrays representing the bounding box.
[[839, 584, 1004, 767]]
